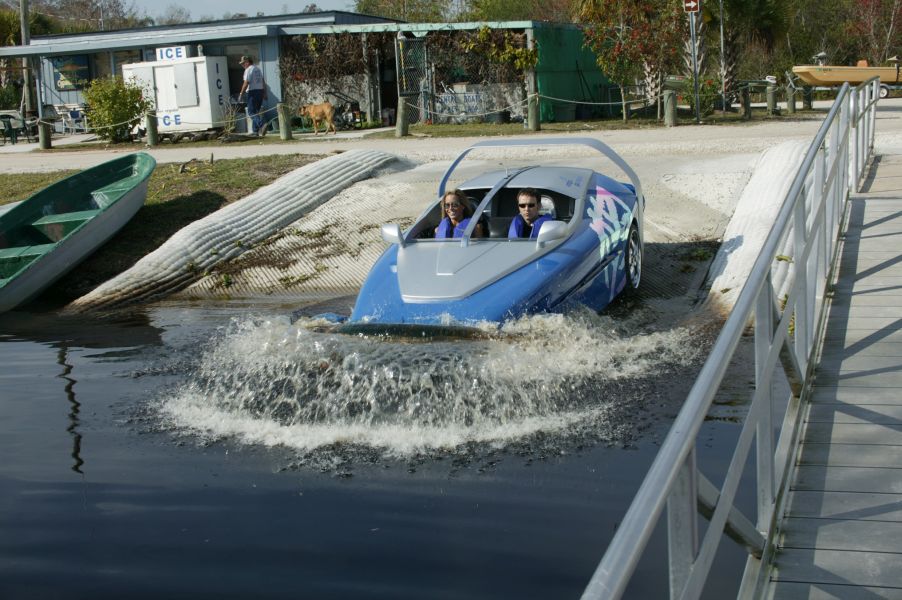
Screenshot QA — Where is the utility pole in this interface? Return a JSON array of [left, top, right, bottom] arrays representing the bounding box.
[[683, 0, 701, 123], [19, 0, 35, 115]]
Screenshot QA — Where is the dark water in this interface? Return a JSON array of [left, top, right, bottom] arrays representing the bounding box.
[[0, 300, 753, 599]]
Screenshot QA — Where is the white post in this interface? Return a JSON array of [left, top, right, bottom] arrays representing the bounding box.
[[849, 91, 858, 192], [719, 0, 726, 112], [755, 276, 775, 527], [689, 12, 701, 123]]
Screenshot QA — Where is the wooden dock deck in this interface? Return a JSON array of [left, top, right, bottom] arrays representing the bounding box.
[[767, 153, 902, 599]]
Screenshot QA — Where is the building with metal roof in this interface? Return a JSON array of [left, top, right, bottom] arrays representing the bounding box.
[[0, 11, 397, 116], [0, 11, 612, 128]]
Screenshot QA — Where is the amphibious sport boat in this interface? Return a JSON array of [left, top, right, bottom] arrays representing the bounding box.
[[346, 137, 644, 329]]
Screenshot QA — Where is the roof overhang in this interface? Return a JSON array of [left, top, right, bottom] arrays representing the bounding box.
[[280, 20, 541, 36], [0, 24, 276, 58], [0, 19, 570, 59]]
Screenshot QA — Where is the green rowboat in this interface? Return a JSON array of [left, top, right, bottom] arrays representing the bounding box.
[[0, 152, 156, 312]]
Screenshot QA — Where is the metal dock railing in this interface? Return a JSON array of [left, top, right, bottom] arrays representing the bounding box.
[[580, 79, 881, 599]]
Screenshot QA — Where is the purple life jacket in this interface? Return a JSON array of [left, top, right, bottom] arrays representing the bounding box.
[[437, 217, 471, 239], [508, 214, 553, 239]]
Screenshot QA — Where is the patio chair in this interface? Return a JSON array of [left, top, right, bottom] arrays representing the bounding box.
[[61, 109, 87, 134], [0, 113, 34, 144], [0, 114, 15, 144]]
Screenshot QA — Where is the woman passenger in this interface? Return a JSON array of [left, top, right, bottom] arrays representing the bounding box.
[[435, 190, 485, 238]]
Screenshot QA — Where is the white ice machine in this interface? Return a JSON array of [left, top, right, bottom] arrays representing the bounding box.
[[122, 56, 230, 133]]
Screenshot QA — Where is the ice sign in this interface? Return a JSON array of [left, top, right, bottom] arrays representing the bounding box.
[[156, 46, 189, 61]]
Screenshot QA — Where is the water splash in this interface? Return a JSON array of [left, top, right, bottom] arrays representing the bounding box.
[[158, 305, 707, 457]]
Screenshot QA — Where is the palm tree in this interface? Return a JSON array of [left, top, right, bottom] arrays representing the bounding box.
[[718, 0, 788, 98]]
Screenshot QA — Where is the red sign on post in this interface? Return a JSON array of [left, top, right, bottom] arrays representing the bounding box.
[[683, 0, 699, 11]]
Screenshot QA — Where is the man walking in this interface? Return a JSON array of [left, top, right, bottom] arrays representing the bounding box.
[[238, 55, 267, 136]]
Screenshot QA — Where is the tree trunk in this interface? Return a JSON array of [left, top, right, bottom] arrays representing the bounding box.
[[643, 60, 663, 120], [722, 28, 740, 105]]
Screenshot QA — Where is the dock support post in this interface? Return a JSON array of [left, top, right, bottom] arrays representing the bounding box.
[[742, 87, 751, 120], [766, 86, 778, 115], [277, 103, 292, 140], [396, 96, 409, 138], [38, 121, 51, 149], [145, 112, 158, 147], [527, 93, 540, 131], [525, 27, 540, 131], [786, 86, 796, 114], [664, 90, 677, 127]]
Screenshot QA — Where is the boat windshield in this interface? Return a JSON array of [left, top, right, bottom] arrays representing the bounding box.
[[405, 163, 586, 244]]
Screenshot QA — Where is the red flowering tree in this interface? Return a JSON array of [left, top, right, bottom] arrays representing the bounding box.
[[642, 2, 685, 116], [850, 0, 902, 65], [578, 0, 681, 121]]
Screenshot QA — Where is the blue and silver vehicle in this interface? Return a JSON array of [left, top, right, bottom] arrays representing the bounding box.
[[347, 137, 644, 328]]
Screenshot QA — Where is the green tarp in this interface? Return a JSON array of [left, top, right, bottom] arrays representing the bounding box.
[[534, 26, 615, 121]]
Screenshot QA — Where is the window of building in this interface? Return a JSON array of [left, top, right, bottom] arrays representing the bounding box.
[[223, 42, 261, 97], [91, 52, 112, 79], [112, 50, 143, 75], [89, 49, 144, 82]]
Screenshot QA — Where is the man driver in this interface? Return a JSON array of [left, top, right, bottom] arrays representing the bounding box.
[[508, 187, 553, 239]]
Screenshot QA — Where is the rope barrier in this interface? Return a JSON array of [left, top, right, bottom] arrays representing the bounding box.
[[398, 84, 800, 123], [143, 106, 275, 129], [403, 91, 669, 121], [21, 78, 808, 142], [29, 104, 278, 137], [406, 95, 529, 120]]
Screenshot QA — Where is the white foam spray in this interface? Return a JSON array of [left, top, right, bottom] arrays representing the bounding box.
[[158, 306, 705, 457]]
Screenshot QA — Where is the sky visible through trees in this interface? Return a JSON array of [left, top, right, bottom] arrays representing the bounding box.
[[1, 0, 900, 86]]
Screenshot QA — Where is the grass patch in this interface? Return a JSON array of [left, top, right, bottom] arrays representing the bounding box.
[[684, 243, 718, 262], [4, 153, 323, 304], [0, 171, 80, 205], [363, 107, 827, 139]]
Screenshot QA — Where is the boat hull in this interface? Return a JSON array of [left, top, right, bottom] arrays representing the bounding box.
[[350, 221, 631, 326], [792, 65, 901, 86], [0, 153, 155, 312], [346, 137, 644, 328]]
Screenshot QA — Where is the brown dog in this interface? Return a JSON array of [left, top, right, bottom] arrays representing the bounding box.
[[299, 101, 336, 135]]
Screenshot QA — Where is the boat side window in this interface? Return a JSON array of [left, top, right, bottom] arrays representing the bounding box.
[[407, 188, 491, 241], [490, 188, 575, 239], [408, 202, 444, 239]]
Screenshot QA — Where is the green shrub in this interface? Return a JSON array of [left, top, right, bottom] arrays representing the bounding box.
[[82, 76, 152, 143], [0, 85, 19, 110], [687, 77, 720, 118]]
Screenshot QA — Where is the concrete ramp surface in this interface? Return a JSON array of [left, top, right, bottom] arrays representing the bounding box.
[[704, 141, 808, 313], [177, 162, 447, 300], [68, 149, 402, 311]]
